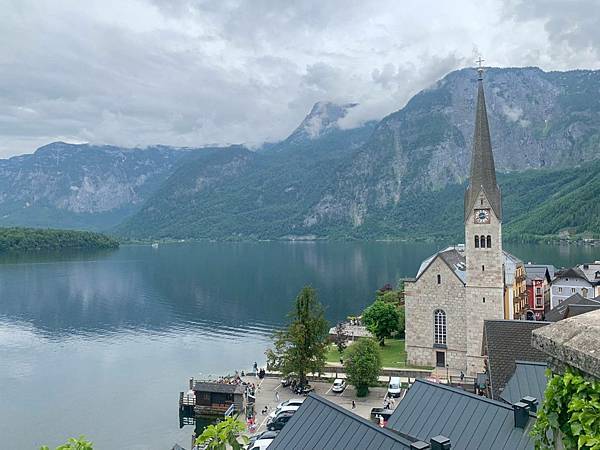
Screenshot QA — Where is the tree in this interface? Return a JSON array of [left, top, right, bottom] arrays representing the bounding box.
[[362, 300, 400, 346], [396, 306, 406, 339], [333, 322, 347, 354], [266, 286, 329, 386], [40, 437, 93, 450], [344, 338, 381, 397], [195, 417, 249, 450]]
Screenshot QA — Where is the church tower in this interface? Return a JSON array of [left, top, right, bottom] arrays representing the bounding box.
[[464, 64, 504, 374]]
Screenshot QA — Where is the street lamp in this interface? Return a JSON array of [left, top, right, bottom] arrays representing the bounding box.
[[446, 364, 449, 384]]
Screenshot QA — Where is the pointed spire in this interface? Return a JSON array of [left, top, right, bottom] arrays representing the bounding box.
[[464, 64, 502, 221]]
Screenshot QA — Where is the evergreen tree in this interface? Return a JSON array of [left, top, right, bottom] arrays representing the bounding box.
[[266, 286, 329, 386]]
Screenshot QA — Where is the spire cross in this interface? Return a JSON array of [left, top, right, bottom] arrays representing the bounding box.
[[476, 56, 485, 80]]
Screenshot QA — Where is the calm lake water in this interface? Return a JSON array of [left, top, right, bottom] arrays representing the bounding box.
[[1, 241, 599, 449]]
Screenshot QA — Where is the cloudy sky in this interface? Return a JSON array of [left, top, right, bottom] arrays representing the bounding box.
[[1, 0, 598, 157]]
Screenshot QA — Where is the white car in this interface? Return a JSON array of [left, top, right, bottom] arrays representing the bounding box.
[[275, 398, 305, 411], [331, 378, 347, 393], [267, 404, 300, 422], [387, 376, 402, 398], [249, 438, 274, 450]]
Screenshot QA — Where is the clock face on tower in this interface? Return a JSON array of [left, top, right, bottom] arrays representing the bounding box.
[[474, 209, 490, 224]]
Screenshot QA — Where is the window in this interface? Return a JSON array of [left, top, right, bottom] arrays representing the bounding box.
[[535, 296, 543, 308], [571, 288, 576, 294], [434, 310, 447, 346], [487, 235, 492, 248], [558, 287, 563, 293], [480, 198, 484, 206], [482, 265, 485, 272], [437, 274, 441, 284], [595, 271, 600, 279], [536, 287, 541, 295], [582, 288, 588, 298], [480, 235, 486, 248], [483, 297, 486, 303], [475, 236, 480, 248]]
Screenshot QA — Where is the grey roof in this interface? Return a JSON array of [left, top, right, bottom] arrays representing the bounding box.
[[544, 293, 600, 322], [268, 393, 412, 450], [553, 266, 588, 282], [482, 320, 550, 400], [386, 380, 535, 449], [192, 382, 245, 395], [524, 265, 551, 282], [578, 262, 600, 284], [464, 75, 502, 221], [415, 246, 466, 284], [500, 361, 548, 405]]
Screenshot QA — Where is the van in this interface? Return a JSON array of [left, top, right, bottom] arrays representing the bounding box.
[[387, 376, 401, 398]]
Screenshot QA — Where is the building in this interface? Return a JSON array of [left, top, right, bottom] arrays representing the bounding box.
[[386, 380, 536, 449], [481, 320, 549, 401], [577, 261, 600, 297], [549, 267, 593, 309], [405, 66, 509, 375], [543, 293, 600, 322], [181, 380, 246, 417], [523, 265, 552, 320], [505, 255, 527, 320]]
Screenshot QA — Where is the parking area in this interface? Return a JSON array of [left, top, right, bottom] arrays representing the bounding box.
[[242, 375, 392, 435]]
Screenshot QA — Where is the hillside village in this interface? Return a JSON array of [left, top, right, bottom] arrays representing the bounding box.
[[175, 66, 600, 450]]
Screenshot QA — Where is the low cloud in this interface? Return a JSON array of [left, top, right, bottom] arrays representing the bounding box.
[[0, 0, 598, 157]]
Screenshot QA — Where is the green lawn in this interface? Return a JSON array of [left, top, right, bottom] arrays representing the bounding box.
[[326, 338, 408, 368]]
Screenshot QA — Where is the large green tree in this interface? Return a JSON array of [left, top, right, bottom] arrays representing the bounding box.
[[362, 300, 400, 346], [344, 338, 382, 397], [266, 286, 329, 386], [195, 417, 248, 450], [40, 437, 93, 450]]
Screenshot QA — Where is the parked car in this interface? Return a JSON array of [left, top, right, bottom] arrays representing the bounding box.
[[248, 438, 274, 450], [275, 398, 304, 411], [387, 376, 402, 398], [331, 378, 347, 393], [247, 430, 279, 448], [267, 411, 295, 431], [293, 383, 314, 395], [280, 374, 297, 387], [267, 404, 300, 422]]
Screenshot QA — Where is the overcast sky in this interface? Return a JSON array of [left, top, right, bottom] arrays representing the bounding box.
[[1, 0, 598, 157]]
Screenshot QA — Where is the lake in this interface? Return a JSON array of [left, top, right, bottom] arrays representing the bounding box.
[[1, 241, 599, 449]]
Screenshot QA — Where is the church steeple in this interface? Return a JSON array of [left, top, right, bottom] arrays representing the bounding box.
[[464, 62, 502, 221]]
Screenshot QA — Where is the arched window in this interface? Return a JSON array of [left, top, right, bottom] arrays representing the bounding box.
[[487, 235, 492, 248], [437, 274, 441, 284], [434, 309, 447, 345], [480, 235, 486, 248], [475, 236, 480, 248]]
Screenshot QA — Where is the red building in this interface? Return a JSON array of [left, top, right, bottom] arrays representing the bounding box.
[[524, 265, 552, 320]]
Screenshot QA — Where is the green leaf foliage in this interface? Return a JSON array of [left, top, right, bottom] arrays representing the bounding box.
[[195, 417, 249, 450], [265, 286, 329, 385], [40, 436, 93, 450], [343, 338, 382, 397], [0, 227, 119, 253], [531, 367, 600, 449], [362, 300, 400, 346]]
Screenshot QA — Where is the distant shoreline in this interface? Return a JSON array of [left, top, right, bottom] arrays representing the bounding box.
[[0, 227, 119, 254]]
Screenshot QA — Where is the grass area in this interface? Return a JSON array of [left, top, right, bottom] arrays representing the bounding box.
[[326, 338, 408, 368]]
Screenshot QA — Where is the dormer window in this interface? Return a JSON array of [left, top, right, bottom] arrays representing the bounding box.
[[596, 271, 600, 279]]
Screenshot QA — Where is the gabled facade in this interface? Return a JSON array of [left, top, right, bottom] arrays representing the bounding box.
[[577, 261, 600, 297], [524, 265, 552, 320], [550, 267, 593, 309]]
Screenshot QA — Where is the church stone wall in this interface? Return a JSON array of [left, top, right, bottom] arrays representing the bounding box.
[[405, 256, 467, 370]]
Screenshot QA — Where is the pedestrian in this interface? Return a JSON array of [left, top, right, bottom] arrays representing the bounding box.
[[275, 390, 280, 401], [460, 371, 465, 381], [351, 400, 356, 409]]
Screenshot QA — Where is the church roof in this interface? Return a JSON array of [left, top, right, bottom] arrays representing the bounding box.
[[415, 246, 466, 284], [464, 74, 502, 221]]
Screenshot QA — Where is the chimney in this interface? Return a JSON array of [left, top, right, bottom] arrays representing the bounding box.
[[513, 401, 530, 428], [430, 435, 451, 450], [521, 396, 538, 413], [410, 442, 430, 450], [189, 378, 194, 390]]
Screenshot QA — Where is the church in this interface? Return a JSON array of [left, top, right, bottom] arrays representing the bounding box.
[[405, 65, 515, 376]]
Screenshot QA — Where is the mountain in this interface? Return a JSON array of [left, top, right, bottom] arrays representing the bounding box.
[[120, 67, 600, 241], [0, 142, 187, 230]]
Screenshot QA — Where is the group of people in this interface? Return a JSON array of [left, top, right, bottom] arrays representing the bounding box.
[[383, 395, 396, 409], [253, 361, 266, 379]]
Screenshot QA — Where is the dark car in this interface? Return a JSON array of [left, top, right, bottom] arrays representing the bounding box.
[[248, 430, 279, 447], [267, 411, 295, 431], [280, 374, 297, 387], [293, 383, 314, 395]]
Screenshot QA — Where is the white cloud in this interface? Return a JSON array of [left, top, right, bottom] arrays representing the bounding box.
[[0, 0, 598, 157]]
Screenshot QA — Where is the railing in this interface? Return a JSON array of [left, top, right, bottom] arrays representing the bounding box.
[[224, 403, 236, 417]]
